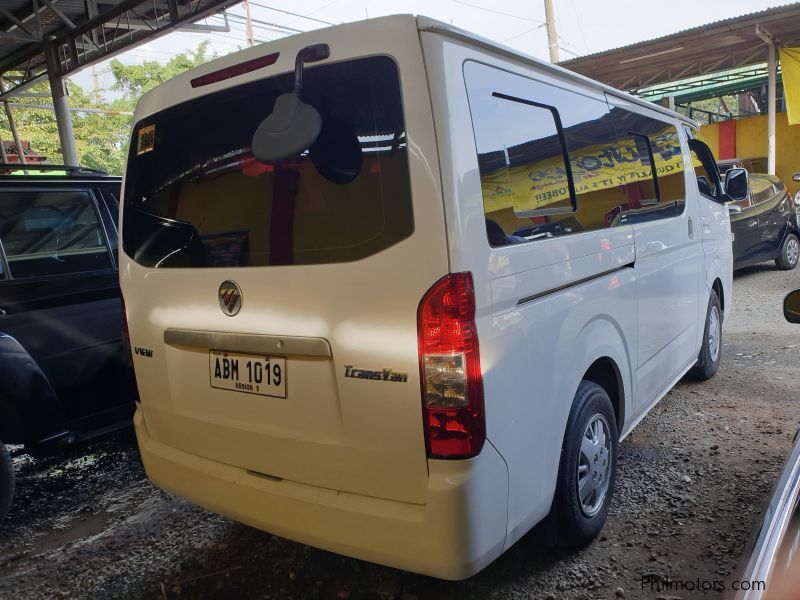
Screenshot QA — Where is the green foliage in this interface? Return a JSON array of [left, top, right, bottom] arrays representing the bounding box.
[[0, 42, 217, 174], [110, 41, 215, 101]]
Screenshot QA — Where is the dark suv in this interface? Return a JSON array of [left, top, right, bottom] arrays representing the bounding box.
[[0, 165, 137, 522]]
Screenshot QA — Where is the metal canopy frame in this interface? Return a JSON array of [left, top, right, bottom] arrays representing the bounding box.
[[0, 0, 238, 166], [0, 0, 237, 100], [561, 3, 800, 176], [638, 64, 772, 103], [560, 3, 800, 92]]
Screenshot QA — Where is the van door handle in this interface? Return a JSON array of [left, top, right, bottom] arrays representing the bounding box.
[[688, 216, 695, 239]]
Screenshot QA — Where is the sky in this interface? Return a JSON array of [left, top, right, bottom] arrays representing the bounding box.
[[70, 0, 793, 99]]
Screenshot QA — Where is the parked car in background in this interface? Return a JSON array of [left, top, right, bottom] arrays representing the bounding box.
[[718, 156, 767, 175], [0, 164, 137, 523], [728, 173, 799, 271], [733, 290, 800, 599]]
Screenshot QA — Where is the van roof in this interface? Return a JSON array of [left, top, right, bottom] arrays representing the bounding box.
[[134, 14, 698, 129], [415, 15, 699, 128]]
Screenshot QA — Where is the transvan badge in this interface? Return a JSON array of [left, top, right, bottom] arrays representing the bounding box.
[[218, 280, 242, 316], [344, 365, 408, 383]]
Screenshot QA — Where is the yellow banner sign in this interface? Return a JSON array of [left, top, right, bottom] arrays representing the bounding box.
[[481, 129, 691, 214]]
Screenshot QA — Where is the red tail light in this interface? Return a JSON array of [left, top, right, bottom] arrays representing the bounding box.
[[417, 273, 485, 459]]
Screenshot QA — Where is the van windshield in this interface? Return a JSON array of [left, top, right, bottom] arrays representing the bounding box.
[[122, 55, 412, 268]]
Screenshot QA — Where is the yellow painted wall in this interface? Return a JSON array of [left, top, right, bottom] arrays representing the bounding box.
[[699, 113, 800, 194], [697, 122, 720, 157]]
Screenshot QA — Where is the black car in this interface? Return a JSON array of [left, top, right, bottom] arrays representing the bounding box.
[[0, 165, 137, 522], [728, 173, 799, 271]]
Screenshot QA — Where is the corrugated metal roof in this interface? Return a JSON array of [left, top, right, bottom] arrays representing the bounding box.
[[560, 3, 800, 91]]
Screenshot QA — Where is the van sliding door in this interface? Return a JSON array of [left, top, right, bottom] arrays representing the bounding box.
[[604, 96, 702, 411]]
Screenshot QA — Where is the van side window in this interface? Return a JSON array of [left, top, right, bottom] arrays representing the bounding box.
[[606, 109, 686, 224], [0, 190, 113, 278], [464, 61, 686, 245], [652, 126, 687, 209], [468, 88, 574, 247], [690, 148, 717, 199]]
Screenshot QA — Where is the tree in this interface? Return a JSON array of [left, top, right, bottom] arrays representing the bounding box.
[[110, 41, 215, 100]]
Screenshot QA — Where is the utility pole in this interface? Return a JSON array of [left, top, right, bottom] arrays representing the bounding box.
[[243, 0, 255, 47], [91, 64, 101, 103], [544, 0, 559, 64]]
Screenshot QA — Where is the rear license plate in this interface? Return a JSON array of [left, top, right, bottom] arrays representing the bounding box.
[[209, 350, 287, 398]]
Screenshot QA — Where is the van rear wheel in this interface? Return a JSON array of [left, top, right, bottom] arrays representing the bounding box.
[[551, 380, 618, 548], [687, 292, 722, 381], [0, 442, 14, 523]]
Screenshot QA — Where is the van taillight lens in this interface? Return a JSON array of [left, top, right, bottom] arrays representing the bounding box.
[[417, 273, 485, 459]]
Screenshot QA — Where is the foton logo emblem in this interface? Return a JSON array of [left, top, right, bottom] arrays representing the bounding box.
[[344, 365, 408, 383], [218, 280, 242, 317], [135, 347, 153, 358]]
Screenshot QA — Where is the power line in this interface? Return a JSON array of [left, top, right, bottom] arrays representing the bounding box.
[[451, 0, 545, 24], [247, 2, 335, 26], [227, 13, 304, 34], [568, 0, 589, 54], [283, 0, 340, 26], [501, 25, 543, 44]]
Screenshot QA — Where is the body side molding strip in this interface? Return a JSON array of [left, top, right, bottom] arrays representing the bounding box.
[[517, 262, 635, 307]]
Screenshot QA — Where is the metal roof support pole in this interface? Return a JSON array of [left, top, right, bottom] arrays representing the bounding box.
[[43, 36, 78, 167], [756, 24, 779, 175], [0, 79, 27, 166], [766, 42, 776, 175]]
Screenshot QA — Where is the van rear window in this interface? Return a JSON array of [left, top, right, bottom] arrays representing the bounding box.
[[122, 55, 412, 268]]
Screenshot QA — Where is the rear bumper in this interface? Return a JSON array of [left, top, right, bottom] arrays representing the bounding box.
[[134, 408, 509, 580]]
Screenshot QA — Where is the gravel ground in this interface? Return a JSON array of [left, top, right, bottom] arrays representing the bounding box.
[[1, 263, 799, 600]]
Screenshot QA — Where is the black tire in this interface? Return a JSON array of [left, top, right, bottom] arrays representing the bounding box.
[[687, 292, 722, 381], [0, 442, 14, 523], [775, 233, 800, 270], [551, 380, 618, 548]]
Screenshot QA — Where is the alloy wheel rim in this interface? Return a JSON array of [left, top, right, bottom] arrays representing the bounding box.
[[577, 413, 612, 517], [708, 305, 721, 363], [787, 238, 799, 265]]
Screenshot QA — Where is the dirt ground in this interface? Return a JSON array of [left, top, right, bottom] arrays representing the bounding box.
[[1, 263, 799, 600]]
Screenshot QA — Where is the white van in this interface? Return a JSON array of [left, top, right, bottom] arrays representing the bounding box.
[[120, 15, 747, 580]]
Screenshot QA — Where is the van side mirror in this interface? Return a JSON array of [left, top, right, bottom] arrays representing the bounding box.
[[784, 290, 800, 324], [724, 168, 749, 202], [793, 172, 800, 182]]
